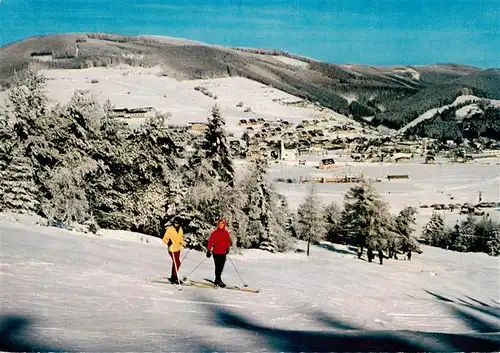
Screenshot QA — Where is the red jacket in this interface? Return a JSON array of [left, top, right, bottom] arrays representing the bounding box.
[[207, 220, 232, 254]]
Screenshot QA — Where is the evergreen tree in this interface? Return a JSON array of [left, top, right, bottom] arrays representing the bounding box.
[[473, 215, 499, 253], [394, 206, 420, 254], [8, 66, 48, 140], [162, 174, 210, 248], [486, 229, 500, 256], [323, 201, 342, 243], [126, 112, 179, 186], [265, 193, 294, 252], [182, 179, 247, 250], [89, 102, 131, 230], [453, 214, 476, 252], [1, 147, 39, 213], [7, 66, 57, 169], [237, 156, 292, 252], [0, 113, 14, 185], [41, 161, 91, 226], [422, 212, 446, 247], [242, 157, 271, 247], [296, 184, 327, 255], [339, 177, 389, 250], [126, 182, 168, 236], [187, 104, 234, 186]]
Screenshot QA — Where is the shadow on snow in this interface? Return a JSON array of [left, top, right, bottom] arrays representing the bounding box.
[[193, 291, 500, 352], [2, 291, 499, 352], [0, 314, 71, 352]]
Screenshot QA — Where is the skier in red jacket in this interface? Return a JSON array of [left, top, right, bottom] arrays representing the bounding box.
[[206, 217, 232, 287]]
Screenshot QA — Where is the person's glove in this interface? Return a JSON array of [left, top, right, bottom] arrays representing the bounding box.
[[206, 250, 212, 258], [226, 248, 230, 255]]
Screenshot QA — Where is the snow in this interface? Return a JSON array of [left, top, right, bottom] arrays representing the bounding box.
[[36, 66, 352, 134], [2, 210, 500, 351], [261, 161, 500, 234], [393, 68, 420, 81], [455, 104, 483, 120], [271, 55, 310, 68], [339, 93, 358, 104], [397, 95, 491, 134]]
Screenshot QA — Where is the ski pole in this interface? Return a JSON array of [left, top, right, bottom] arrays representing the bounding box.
[[181, 248, 191, 263], [181, 257, 207, 281], [228, 255, 248, 287]]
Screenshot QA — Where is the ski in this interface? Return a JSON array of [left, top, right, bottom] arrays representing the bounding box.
[[150, 278, 260, 293], [150, 278, 214, 290], [201, 278, 260, 293]]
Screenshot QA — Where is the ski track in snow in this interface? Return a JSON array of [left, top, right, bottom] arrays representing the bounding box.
[[1, 218, 499, 351]]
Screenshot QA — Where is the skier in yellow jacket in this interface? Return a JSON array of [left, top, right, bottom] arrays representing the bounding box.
[[162, 218, 186, 284]]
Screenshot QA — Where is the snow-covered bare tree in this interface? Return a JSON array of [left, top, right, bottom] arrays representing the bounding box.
[[1, 147, 39, 213], [296, 184, 327, 255], [187, 104, 234, 186]]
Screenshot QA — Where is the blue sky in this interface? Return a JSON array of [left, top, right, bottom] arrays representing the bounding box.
[[1, 0, 499, 67]]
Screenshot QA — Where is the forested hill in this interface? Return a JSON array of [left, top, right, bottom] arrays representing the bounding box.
[[1, 33, 499, 130]]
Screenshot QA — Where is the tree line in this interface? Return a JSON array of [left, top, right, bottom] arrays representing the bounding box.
[[422, 212, 499, 256], [1, 67, 497, 257]]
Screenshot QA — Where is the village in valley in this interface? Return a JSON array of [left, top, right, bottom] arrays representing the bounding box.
[[102, 88, 500, 226]]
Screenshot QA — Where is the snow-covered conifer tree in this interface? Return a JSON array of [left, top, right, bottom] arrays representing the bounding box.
[[1, 147, 39, 213], [7, 66, 58, 168], [127, 111, 179, 184], [187, 104, 234, 186], [259, 192, 293, 253], [422, 212, 446, 247], [126, 182, 169, 236], [393, 206, 420, 254], [229, 155, 292, 252], [41, 162, 91, 226], [340, 177, 389, 249], [486, 229, 500, 256], [8, 66, 48, 141], [474, 215, 500, 254], [452, 214, 476, 252], [0, 113, 14, 186], [323, 201, 342, 242]]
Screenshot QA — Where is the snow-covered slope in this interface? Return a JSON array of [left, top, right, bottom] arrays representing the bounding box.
[[32, 66, 355, 134], [1, 215, 499, 351], [397, 95, 500, 134]]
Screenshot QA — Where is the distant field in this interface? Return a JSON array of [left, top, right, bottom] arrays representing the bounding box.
[[250, 161, 500, 233]]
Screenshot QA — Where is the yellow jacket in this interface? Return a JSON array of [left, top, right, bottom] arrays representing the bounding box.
[[163, 226, 186, 252]]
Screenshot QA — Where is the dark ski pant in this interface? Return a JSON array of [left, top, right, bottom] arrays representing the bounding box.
[[168, 251, 181, 278], [213, 254, 226, 282]]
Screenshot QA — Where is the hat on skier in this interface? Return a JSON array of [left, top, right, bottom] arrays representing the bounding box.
[[217, 217, 227, 228]]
